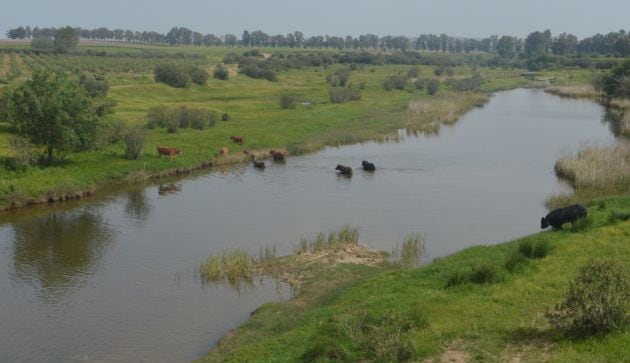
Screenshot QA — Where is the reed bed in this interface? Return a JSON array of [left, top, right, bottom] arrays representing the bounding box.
[[545, 84, 601, 98], [554, 142, 630, 193], [294, 225, 360, 254], [391, 233, 426, 269], [405, 93, 489, 135], [200, 249, 254, 285]]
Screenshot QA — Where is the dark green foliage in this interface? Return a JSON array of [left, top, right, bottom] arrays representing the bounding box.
[[154, 63, 190, 88], [383, 74, 409, 90], [326, 68, 351, 87], [213, 65, 229, 80], [569, 216, 593, 232], [427, 79, 440, 95], [446, 261, 501, 287], [469, 262, 501, 284], [602, 60, 630, 98], [546, 260, 630, 337], [54, 26, 78, 53], [102, 119, 127, 144], [221, 112, 231, 121], [79, 72, 109, 98], [146, 105, 217, 131], [30, 37, 55, 52], [239, 63, 277, 81], [189, 66, 209, 85], [414, 78, 427, 90], [280, 93, 299, 109], [518, 239, 550, 259], [4, 69, 103, 163], [504, 251, 529, 272], [6, 137, 37, 170], [123, 128, 145, 160], [329, 86, 361, 103], [607, 210, 630, 224], [407, 67, 420, 78], [445, 73, 484, 92]]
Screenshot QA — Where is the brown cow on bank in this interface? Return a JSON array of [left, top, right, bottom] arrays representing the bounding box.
[[230, 136, 244, 145], [157, 146, 181, 160]]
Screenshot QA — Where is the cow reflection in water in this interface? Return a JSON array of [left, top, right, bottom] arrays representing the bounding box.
[[11, 209, 114, 296], [158, 183, 182, 196]]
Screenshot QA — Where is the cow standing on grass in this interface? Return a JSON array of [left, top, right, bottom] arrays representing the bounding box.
[[157, 146, 181, 160], [541, 204, 587, 230]]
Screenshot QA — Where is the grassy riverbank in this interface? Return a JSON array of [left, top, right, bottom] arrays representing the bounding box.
[[199, 196, 630, 362], [0, 44, 530, 210]]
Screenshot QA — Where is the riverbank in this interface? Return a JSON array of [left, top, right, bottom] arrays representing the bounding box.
[[199, 196, 630, 362], [0, 87, 490, 211]]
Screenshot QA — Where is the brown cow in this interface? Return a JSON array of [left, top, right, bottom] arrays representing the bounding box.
[[218, 147, 229, 156], [269, 149, 287, 162], [157, 146, 181, 160], [230, 136, 244, 145]]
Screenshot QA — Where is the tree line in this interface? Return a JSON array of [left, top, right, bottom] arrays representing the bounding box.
[[6, 25, 630, 57]]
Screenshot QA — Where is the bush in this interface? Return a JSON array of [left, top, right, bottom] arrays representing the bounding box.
[[213, 65, 229, 80], [79, 72, 109, 97], [607, 210, 630, 224], [103, 119, 127, 144], [383, 74, 409, 90], [279, 93, 298, 109], [504, 252, 529, 272], [569, 216, 593, 232], [446, 270, 469, 288], [7, 136, 38, 169], [189, 66, 209, 85], [154, 64, 190, 88], [445, 73, 484, 92], [326, 68, 351, 87], [427, 79, 440, 95], [146, 105, 216, 131], [518, 239, 550, 259], [329, 86, 362, 103], [546, 260, 630, 337], [123, 128, 145, 160], [407, 67, 420, 78], [469, 262, 500, 284], [221, 112, 231, 121], [414, 78, 427, 90]]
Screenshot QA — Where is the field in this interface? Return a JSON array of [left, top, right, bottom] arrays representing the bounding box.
[[0, 44, 533, 209]]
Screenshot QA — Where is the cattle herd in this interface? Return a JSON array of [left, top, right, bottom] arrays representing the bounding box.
[[159, 137, 587, 231]]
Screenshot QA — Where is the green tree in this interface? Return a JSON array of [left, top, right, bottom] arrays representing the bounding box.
[[4, 70, 103, 163], [54, 26, 79, 53], [496, 35, 517, 59], [524, 30, 552, 57]]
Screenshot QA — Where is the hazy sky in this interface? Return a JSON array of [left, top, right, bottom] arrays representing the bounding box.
[[1, 0, 628, 39]]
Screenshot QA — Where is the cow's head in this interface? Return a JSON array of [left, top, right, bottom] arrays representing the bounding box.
[[540, 217, 549, 229]]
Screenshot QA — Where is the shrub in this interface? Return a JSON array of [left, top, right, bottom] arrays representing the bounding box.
[[518, 239, 550, 259], [504, 251, 529, 272], [414, 78, 427, 90], [213, 65, 229, 80], [329, 85, 362, 103], [407, 67, 420, 78], [147, 105, 170, 129], [79, 72, 109, 97], [7, 136, 38, 169], [607, 210, 630, 224], [326, 68, 351, 87], [123, 128, 145, 160], [569, 216, 593, 233], [146, 105, 216, 131], [221, 112, 231, 121], [446, 270, 469, 287], [546, 260, 630, 337], [469, 262, 500, 284], [383, 74, 409, 90], [279, 93, 298, 109], [189, 66, 209, 85], [103, 119, 127, 144], [427, 79, 440, 95], [154, 63, 190, 88]]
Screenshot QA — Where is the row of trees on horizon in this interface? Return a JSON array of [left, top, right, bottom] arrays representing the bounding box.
[[5, 25, 630, 57]]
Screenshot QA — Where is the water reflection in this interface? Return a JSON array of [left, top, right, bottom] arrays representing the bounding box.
[[158, 183, 183, 196], [124, 188, 151, 221], [602, 107, 630, 138], [11, 207, 114, 297]]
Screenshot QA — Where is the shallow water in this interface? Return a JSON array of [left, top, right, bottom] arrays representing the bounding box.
[[0, 89, 618, 362]]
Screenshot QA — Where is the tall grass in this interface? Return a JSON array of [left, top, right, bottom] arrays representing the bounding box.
[[545, 84, 601, 98], [405, 93, 489, 135], [391, 234, 426, 268], [294, 226, 360, 254], [200, 249, 254, 286], [554, 142, 630, 193]]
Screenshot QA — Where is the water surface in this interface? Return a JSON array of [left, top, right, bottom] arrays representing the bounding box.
[[0, 89, 618, 362]]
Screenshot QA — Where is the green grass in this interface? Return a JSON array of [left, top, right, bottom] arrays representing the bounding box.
[[0, 47, 514, 210], [199, 196, 630, 362]]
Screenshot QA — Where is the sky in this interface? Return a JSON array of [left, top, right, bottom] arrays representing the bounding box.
[[1, 0, 628, 39]]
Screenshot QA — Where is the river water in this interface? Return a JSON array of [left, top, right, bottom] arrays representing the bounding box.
[[0, 89, 620, 362]]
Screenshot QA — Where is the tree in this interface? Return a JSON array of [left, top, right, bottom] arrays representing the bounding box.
[[4, 70, 103, 163], [524, 30, 552, 57], [551, 33, 578, 55], [54, 26, 79, 53], [496, 35, 517, 59]]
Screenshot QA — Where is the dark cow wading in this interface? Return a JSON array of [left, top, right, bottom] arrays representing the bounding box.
[[541, 204, 587, 230]]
